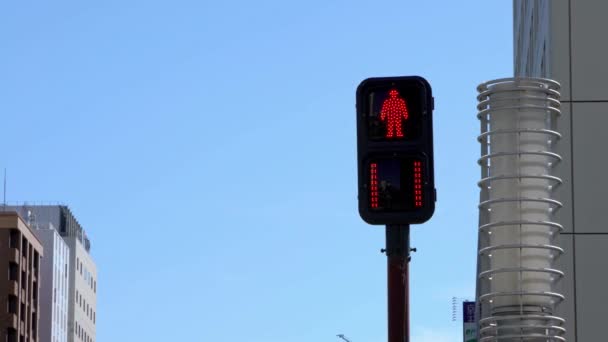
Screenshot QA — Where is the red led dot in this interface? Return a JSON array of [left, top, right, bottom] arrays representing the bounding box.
[[370, 163, 379, 210], [413, 160, 423, 208]]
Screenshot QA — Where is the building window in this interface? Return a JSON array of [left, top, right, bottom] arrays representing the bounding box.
[[27, 273, 32, 299], [21, 271, 26, 290], [21, 238, 27, 258], [6, 327, 17, 342], [27, 246, 32, 272], [8, 295, 18, 314], [9, 262, 18, 281], [9, 229, 19, 249], [33, 252, 39, 272]]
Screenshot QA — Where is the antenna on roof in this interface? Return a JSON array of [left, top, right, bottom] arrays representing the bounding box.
[[3, 168, 6, 211]]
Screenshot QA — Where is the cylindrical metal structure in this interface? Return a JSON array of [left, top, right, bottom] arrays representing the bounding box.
[[475, 78, 566, 341]]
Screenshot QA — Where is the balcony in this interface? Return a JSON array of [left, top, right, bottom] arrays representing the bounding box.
[[8, 280, 19, 296], [8, 248, 19, 263], [6, 314, 18, 329]]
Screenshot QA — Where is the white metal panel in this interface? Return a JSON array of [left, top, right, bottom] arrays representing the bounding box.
[[571, 0, 608, 101], [572, 103, 608, 233], [574, 235, 608, 341]]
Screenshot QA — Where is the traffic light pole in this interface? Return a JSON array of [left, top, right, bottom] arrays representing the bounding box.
[[385, 224, 410, 342]]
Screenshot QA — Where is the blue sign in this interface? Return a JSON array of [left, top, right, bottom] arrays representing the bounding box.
[[462, 301, 476, 342], [463, 301, 475, 323]]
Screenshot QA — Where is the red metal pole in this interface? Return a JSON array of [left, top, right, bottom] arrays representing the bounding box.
[[385, 224, 410, 342]]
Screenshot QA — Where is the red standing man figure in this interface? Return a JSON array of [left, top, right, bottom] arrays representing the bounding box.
[[380, 89, 409, 138]]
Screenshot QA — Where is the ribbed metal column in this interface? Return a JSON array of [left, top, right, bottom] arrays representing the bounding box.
[[475, 77, 566, 341]]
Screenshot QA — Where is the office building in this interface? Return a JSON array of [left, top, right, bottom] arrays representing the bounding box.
[[0, 212, 43, 342], [6, 205, 97, 342], [514, 0, 608, 340]]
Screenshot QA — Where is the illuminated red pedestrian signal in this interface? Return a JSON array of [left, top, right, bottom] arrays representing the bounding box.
[[356, 76, 435, 224], [380, 89, 409, 138]]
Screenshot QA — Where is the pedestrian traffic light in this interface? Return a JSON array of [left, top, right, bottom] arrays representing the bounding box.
[[356, 76, 435, 225]]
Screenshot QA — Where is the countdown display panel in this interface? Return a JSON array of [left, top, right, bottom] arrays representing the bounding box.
[[363, 85, 425, 141], [367, 156, 424, 212]]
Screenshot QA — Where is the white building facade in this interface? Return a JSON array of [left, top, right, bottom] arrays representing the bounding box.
[[514, 0, 608, 340], [33, 224, 70, 342], [65, 236, 97, 342]]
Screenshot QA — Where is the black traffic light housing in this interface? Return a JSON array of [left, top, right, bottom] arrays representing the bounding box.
[[356, 76, 435, 225]]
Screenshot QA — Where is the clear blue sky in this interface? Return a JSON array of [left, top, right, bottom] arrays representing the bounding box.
[[0, 1, 512, 341]]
